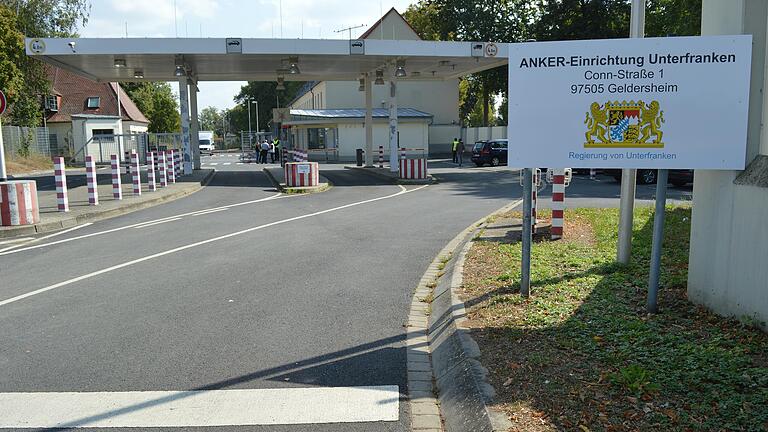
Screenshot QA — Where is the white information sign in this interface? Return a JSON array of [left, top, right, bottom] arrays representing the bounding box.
[[508, 35, 752, 169], [296, 163, 311, 175]]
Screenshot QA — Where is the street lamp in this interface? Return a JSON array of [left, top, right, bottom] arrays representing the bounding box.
[[246, 98, 259, 144]]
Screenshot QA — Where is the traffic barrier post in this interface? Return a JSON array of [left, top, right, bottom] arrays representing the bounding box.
[[167, 150, 176, 184], [284, 162, 319, 187], [147, 152, 157, 191], [0, 180, 40, 226], [130, 151, 141, 196], [158, 151, 167, 188], [110, 155, 123, 200], [53, 157, 70, 211], [378, 145, 384, 168], [85, 155, 98, 205], [551, 168, 566, 240]]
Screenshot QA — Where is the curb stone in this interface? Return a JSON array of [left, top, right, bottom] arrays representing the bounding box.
[[0, 169, 215, 239], [409, 198, 523, 432]]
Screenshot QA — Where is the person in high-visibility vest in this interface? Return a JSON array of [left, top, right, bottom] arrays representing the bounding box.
[[451, 138, 460, 163], [273, 138, 280, 163]]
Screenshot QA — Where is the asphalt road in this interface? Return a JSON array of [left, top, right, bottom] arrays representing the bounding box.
[[0, 156, 691, 431]]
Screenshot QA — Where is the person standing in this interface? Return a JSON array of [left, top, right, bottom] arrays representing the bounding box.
[[457, 138, 464, 167], [260, 140, 270, 164], [272, 137, 281, 163], [451, 138, 459, 163], [268, 140, 275, 163]]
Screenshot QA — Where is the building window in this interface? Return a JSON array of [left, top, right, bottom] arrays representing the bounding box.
[[92, 129, 114, 136], [307, 128, 326, 150], [45, 95, 58, 111], [86, 97, 100, 109]]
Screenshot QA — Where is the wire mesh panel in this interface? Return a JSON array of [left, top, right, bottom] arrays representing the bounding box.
[[1, 126, 53, 159]]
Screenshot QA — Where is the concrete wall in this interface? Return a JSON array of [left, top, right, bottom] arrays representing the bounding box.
[[334, 120, 428, 160], [463, 126, 508, 144], [429, 125, 461, 156], [688, 0, 768, 330]]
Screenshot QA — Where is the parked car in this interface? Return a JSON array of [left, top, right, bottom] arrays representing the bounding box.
[[471, 139, 508, 167], [604, 169, 694, 186]]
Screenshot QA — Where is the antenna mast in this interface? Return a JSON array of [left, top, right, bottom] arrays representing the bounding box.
[[334, 24, 367, 40]]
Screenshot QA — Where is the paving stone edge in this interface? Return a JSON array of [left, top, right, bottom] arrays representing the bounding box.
[[412, 198, 523, 432]]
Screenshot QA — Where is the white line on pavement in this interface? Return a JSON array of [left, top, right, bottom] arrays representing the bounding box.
[[223, 162, 231, 166], [0, 194, 285, 257], [0, 386, 399, 427], [190, 208, 228, 216], [209, 163, 218, 166], [0, 185, 428, 307], [0, 238, 34, 245], [132, 218, 183, 229], [0, 223, 93, 253]]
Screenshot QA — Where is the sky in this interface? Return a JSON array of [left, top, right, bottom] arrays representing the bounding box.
[[79, 0, 415, 111]]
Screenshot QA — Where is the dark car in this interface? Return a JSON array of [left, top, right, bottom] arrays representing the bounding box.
[[471, 139, 508, 167], [605, 169, 694, 186]]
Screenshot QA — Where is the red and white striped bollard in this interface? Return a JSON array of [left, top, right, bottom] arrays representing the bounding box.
[[551, 169, 566, 240], [147, 152, 157, 191], [110, 154, 123, 200], [378, 145, 384, 168], [85, 155, 98, 205], [53, 157, 69, 212], [130, 150, 141, 196], [0, 181, 40, 226], [166, 150, 176, 184], [158, 151, 167, 187]]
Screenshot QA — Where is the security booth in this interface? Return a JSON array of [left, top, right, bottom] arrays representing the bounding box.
[[283, 108, 432, 163]]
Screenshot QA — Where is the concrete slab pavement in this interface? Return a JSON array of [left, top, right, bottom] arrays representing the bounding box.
[[0, 169, 214, 239]]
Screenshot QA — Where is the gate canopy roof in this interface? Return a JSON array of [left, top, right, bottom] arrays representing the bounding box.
[[25, 38, 508, 83]]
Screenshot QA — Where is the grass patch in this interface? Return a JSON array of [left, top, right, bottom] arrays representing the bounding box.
[[461, 207, 768, 432], [6, 154, 53, 174]]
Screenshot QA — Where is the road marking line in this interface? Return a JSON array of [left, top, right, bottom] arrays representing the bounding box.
[[132, 218, 183, 229], [0, 238, 34, 245], [0, 185, 427, 307], [190, 208, 228, 216], [0, 194, 286, 256], [0, 223, 93, 253], [0, 386, 399, 427], [209, 163, 218, 166], [223, 162, 231, 166]]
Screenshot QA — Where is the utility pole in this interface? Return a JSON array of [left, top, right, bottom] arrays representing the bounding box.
[[617, 0, 645, 264]]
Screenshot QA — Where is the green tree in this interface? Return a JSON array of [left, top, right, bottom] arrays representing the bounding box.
[[199, 106, 224, 136], [0, 0, 90, 126], [230, 80, 305, 133], [122, 82, 181, 133], [404, 0, 537, 126]]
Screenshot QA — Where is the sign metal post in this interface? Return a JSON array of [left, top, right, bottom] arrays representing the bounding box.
[[647, 169, 668, 313], [0, 91, 7, 181], [520, 168, 532, 297]]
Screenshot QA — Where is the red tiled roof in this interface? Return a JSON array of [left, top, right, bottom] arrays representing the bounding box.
[[358, 7, 421, 40], [46, 67, 149, 124]]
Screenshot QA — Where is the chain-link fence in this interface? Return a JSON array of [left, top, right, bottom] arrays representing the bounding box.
[[1, 126, 57, 159]]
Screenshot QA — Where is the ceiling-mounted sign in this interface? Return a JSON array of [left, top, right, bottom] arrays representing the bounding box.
[[29, 38, 46, 54], [350, 40, 365, 55], [484, 43, 498, 57], [508, 35, 752, 170], [471, 43, 484, 57], [226, 38, 242, 54]]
